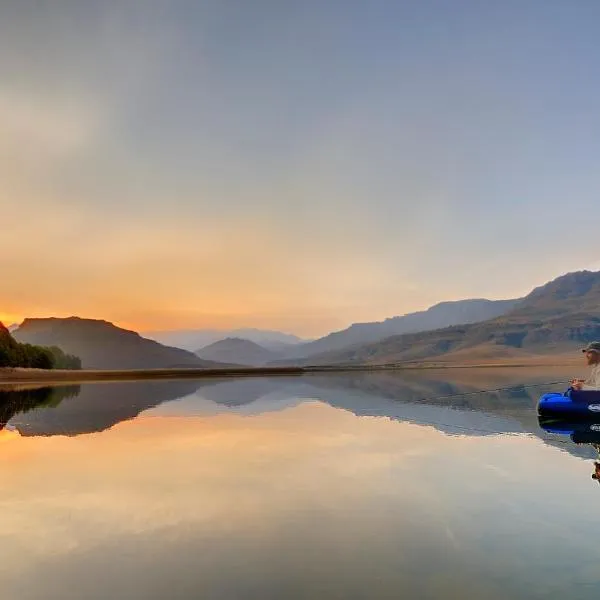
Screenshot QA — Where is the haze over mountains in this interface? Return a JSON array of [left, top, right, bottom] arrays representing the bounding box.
[[286, 271, 600, 366], [280, 298, 519, 360], [144, 328, 305, 352], [12, 318, 229, 370], [196, 338, 278, 366], [4, 270, 600, 370], [154, 297, 521, 366], [144, 298, 521, 365]]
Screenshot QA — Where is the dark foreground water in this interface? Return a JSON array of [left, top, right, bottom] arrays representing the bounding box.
[[2, 369, 600, 599]]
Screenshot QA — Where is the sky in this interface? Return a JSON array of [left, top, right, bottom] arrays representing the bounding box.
[[2, 0, 600, 337]]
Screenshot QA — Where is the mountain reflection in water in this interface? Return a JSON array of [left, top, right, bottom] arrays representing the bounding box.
[[0, 368, 592, 458], [2, 369, 600, 600]]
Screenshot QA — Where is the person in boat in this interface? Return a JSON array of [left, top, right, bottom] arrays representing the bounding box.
[[571, 342, 600, 391]]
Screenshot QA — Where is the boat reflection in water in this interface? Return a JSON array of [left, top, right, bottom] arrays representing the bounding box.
[[538, 417, 600, 483]]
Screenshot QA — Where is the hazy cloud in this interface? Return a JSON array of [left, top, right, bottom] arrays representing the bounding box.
[[2, 1, 600, 334]]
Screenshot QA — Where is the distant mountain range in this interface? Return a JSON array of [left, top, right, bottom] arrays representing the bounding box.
[[12, 318, 231, 370], [144, 299, 519, 362], [284, 271, 600, 366], [6, 297, 523, 369], [280, 298, 519, 360], [144, 327, 306, 352], [7, 270, 600, 370], [196, 337, 277, 366]]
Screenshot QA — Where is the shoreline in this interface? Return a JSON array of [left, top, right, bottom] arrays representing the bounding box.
[[0, 358, 579, 385]]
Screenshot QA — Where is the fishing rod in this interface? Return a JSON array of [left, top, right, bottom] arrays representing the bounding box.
[[412, 380, 570, 404]]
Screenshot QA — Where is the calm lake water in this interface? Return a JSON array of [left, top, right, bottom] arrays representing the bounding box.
[[2, 369, 600, 599]]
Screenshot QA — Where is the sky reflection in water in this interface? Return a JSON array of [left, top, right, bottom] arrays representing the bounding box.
[[1, 369, 599, 599]]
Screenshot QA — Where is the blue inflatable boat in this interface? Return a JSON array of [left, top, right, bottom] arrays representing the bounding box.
[[537, 388, 600, 419]]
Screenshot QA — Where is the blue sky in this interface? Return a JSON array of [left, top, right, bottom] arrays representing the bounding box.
[[1, 0, 599, 335]]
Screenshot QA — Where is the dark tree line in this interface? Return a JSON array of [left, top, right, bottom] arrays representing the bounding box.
[[0, 329, 81, 370], [46, 346, 82, 370]]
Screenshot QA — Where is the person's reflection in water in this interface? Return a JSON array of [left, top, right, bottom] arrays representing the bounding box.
[[592, 461, 600, 483], [538, 417, 600, 484], [590, 438, 600, 483], [583, 439, 600, 483]]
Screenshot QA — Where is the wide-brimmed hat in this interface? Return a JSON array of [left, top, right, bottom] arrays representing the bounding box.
[[582, 342, 600, 353]]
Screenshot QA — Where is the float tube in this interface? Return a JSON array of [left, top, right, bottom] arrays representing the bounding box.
[[537, 388, 600, 419]]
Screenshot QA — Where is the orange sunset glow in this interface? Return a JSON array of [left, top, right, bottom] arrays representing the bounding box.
[[3, 2, 600, 598], [2, 1, 599, 338], [0, 313, 20, 326]]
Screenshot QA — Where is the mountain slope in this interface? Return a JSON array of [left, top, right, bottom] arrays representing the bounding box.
[[144, 328, 306, 352], [505, 270, 600, 318], [285, 271, 600, 366], [13, 318, 229, 370], [282, 298, 519, 359], [196, 337, 277, 366]]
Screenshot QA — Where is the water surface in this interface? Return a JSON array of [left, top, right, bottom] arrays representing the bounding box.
[[1, 369, 599, 599]]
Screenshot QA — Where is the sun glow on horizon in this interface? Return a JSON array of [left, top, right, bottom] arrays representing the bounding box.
[[0, 313, 22, 328], [2, 1, 600, 337]]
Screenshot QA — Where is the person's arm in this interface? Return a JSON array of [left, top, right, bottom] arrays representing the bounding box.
[[581, 368, 600, 390]]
